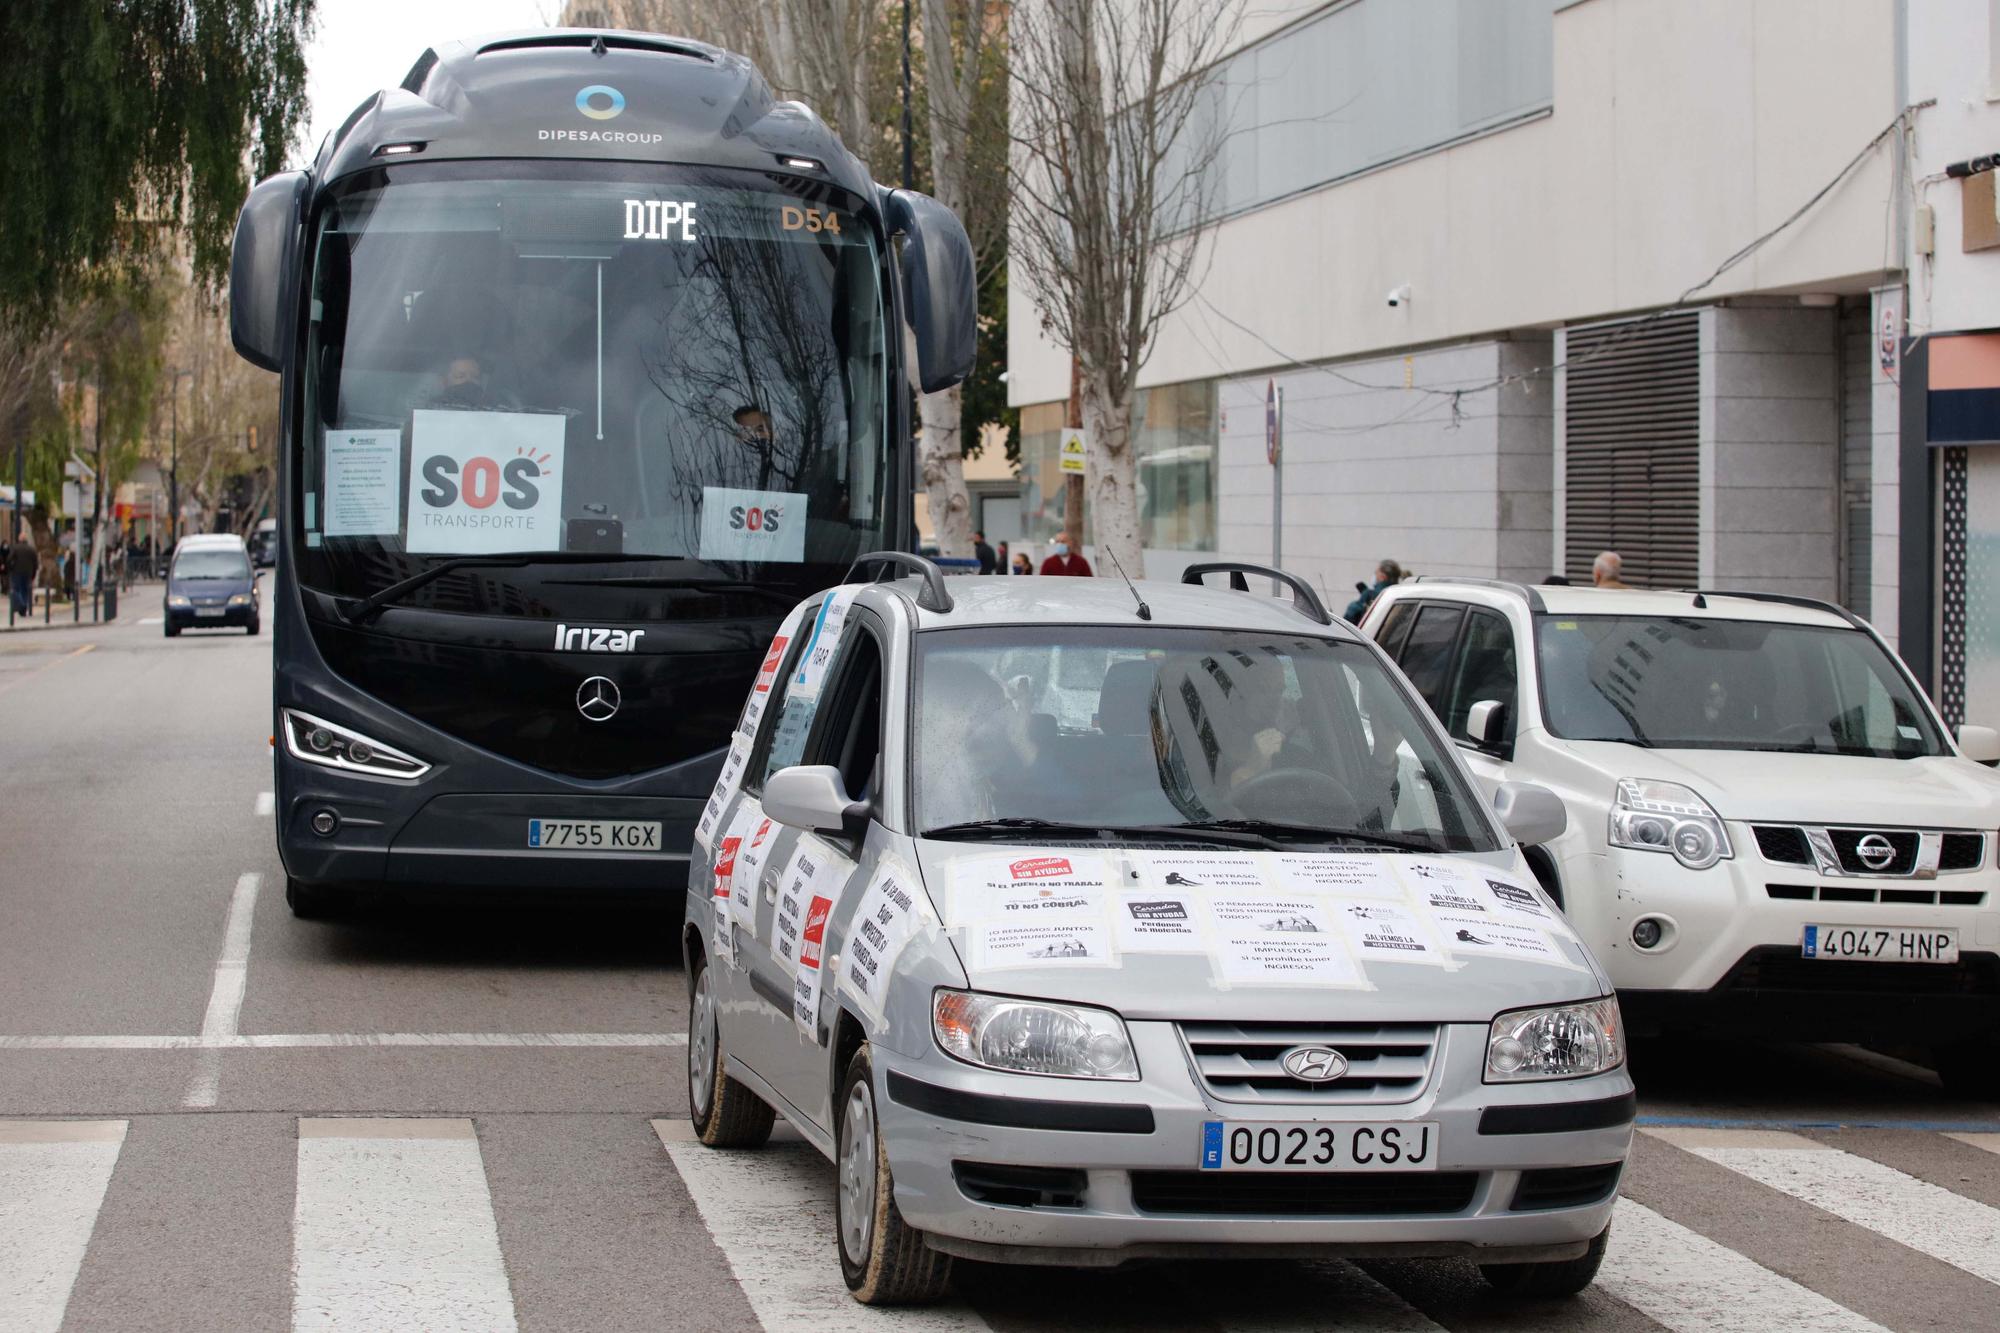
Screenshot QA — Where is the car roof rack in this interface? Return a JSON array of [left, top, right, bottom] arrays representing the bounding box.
[[845, 550, 954, 613], [1410, 575, 1547, 613], [1180, 562, 1332, 626], [1678, 588, 1867, 631]]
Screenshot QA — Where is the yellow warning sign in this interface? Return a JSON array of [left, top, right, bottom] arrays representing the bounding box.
[[1059, 427, 1088, 475]]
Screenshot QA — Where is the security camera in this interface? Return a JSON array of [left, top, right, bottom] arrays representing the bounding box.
[[1386, 284, 1412, 309]]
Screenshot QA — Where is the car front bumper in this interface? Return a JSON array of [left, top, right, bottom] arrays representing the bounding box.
[[167, 603, 255, 627], [871, 1020, 1632, 1265]]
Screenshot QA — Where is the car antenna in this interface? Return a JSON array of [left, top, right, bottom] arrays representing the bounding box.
[[1103, 547, 1151, 620], [1692, 592, 1707, 609]]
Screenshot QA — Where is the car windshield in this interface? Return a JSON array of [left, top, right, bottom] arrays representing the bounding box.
[[913, 627, 1496, 852], [296, 160, 890, 621], [1535, 615, 1947, 757], [173, 548, 250, 580]]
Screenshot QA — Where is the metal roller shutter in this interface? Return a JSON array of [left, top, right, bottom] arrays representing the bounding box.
[[1562, 311, 1700, 587]]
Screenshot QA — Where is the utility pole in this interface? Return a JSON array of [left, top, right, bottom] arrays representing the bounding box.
[[900, 0, 914, 190], [10, 433, 21, 628], [168, 367, 192, 546]]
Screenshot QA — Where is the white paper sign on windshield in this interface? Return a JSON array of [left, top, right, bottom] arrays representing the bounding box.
[[1274, 855, 1406, 900], [1402, 860, 1496, 917], [1335, 900, 1446, 967], [1430, 911, 1582, 968], [323, 429, 402, 537], [949, 852, 1113, 919], [774, 837, 846, 975], [1114, 892, 1207, 952], [405, 410, 566, 554], [699, 486, 806, 564], [1138, 852, 1266, 894], [1206, 895, 1367, 987], [788, 586, 860, 701], [976, 921, 1114, 969]]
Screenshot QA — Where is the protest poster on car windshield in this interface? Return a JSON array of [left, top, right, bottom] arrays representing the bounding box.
[[737, 632, 788, 739], [1273, 854, 1406, 900], [1137, 852, 1266, 894], [1427, 911, 1580, 967], [839, 868, 924, 1020], [1114, 892, 1208, 952], [788, 586, 860, 701], [954, 853, 1116, 969], [1204, 895, 1367, 987], [773, 837, 845, 976], [1334, 900, 1447, 967]]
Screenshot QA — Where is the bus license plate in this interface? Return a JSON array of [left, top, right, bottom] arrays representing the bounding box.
[[1199, 1120, 1439, 1172], [526, 819, 662, 851], [1802, 924, 1957, 963]]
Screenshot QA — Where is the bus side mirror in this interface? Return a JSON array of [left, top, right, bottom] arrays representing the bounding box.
[[887, 190, 976, 393], [230, 171, 311, 372]]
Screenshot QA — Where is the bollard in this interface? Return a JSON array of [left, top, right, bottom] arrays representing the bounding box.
[[103, 582, 117, 621]]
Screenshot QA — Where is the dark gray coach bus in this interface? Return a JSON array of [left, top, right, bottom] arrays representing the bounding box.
[[228, 29, 974, 918]]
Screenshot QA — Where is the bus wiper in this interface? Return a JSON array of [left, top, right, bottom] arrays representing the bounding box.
[[921, 818, 1270, 848], [1161, 819, 1441, 852], [546, 575, 797, 608], [339, 551, 664, 624]]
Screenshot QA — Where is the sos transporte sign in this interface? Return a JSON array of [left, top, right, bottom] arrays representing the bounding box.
[[405, 410, 567, 554]]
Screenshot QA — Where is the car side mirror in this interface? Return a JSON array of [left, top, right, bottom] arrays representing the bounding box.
[[229, 170, 310, 372], [1492, 781, 1566, 847], [763, 764, 868, 840], [886, 190, 976, 393], [1466, 699, 1509, 751], [1958, 724, 2000, 765]]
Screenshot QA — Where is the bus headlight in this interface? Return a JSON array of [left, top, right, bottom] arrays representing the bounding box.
[[281, 709, 431, 780], [1609, 778, 1731, 870]]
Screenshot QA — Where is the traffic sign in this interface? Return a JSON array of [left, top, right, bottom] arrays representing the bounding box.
[[1059, 427, 1087, 475]]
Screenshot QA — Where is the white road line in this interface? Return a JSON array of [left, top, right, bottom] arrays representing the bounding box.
[[294, 1118, 517, 1333], [255, 791, 274, 816], [653, 1119, 992, 1331], [183, 872, 262, 1108], [1646, 1127, 2000, 1287], [1598, 1198, 1886, 1332], [137, 616, 163, 625], [1946, 1132, 2000, 1157], [0, 1121, 128, 1333], [0, 1031, 683, 1051]]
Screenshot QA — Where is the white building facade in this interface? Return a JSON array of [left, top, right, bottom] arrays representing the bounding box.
[[1009, 0, 2000, 721]]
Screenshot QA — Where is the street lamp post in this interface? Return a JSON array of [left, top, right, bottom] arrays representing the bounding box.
[[167, 367, 192, 548]]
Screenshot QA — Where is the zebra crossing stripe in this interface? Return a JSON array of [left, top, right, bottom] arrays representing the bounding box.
[[1646, 1127, 2000, 1288], [1946, 1132, 2000, 1157], [1599, 1198, 1887, 1332], [293, 1119, 517, 1333], [652, 1118, 991, 1331], [0, 1121, 127, 1333]]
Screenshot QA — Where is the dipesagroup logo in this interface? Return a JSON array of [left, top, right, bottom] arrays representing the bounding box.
[[576, 84, 625, 120]]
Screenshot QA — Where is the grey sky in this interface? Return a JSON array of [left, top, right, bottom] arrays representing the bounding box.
[[297, 0, 555, 168]]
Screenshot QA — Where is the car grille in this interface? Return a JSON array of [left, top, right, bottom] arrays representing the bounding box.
[[1130, 1170, 1477, 1217], [1716, 946, 2000, 997], [1828, 828, 1920, 875], [1766, 884, 1986, 907], [1753, 825, 1812, 864], [1750, 826, 1986, 876], [1177, 1021, 1439, 1105], [1511, 1163, 1624, 1212], [1939, 833, 1986, 871]]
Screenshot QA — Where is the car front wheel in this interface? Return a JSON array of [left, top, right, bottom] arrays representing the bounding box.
[[1479, 1221, 1610, 1297], [835, 1045, 951, 1304], [686, 954, 774, 1148]]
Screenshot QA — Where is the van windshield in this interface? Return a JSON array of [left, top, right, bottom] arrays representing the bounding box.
[[173, 548, 250, 580], [1535, 615, 1947, 757], [913, 627, 1496, 852]]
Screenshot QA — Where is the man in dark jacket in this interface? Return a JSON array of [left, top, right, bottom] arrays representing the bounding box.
[[972, 531, 997, 574], [9, 529, 38, 616]]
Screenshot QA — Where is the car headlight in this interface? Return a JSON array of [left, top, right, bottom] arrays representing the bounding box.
[[167, 595, 190, 608], [227, 593, 252, 606], [1609, 778, 1731, 870], [1486, 997, 1625, 1082], [933, 989, 1139, 1080], [280, 708, 431, 780]]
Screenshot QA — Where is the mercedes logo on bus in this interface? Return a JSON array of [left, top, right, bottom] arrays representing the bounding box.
[[1279, 1045, 1349, 1083], [576, 676, 621, 723], [1854, 833, 1898, 871]]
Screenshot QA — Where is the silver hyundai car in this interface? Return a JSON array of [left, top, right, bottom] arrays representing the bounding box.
[[684, 555, 1633, 1305]]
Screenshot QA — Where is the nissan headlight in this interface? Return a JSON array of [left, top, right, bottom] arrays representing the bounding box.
[[1609, 778, 1731, 870], [933, 989, 1139, 1080], [281, 708, 431, 780], [167, 595, 191, 608], [1486, 997, 1625, 1082]]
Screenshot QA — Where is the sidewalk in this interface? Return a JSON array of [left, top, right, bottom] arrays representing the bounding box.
[[1, 580, 160, 633]]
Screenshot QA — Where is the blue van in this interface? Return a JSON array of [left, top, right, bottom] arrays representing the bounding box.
[[164, 535, 260, 636]]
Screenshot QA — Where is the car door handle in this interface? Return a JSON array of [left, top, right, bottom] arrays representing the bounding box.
[[762, 875, 779, 903]]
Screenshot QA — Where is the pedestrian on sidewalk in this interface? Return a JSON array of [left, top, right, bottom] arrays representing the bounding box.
[[1011, 551, 1032, 575], [1592, 551, 1629, 589], [973, 530, 997, 574], [1039, 531, 1092, 577], [1344, 558, 1404, 623], [9, 528, 38, 616]]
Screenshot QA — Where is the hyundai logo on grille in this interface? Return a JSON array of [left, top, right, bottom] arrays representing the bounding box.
[[1854, 833, 1898, 871], [1279, 1045, 1350, 1083], [576, 675, 621, 722]]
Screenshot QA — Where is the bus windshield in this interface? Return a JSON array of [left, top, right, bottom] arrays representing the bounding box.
[[297, 161, 890, 621]]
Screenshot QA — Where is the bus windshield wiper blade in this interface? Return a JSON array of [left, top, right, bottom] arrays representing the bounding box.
[[340, 551, 663, 623], [544, 575, 797, 607]]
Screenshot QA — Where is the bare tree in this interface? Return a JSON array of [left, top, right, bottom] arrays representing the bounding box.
[[1009, 0, 1234, 577]]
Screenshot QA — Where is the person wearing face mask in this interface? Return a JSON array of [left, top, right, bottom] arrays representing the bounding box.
[[1038, 530, 1092, 577]]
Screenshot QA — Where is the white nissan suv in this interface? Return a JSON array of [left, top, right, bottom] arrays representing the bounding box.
[[1361, 580, 2000, 1099]]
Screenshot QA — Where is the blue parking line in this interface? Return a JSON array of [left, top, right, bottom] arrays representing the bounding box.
[[1638, 1114, 2000, 1133]]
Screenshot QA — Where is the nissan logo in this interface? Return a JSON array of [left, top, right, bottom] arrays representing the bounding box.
[[576, 675, 621, 723], [1279, 1045, 1350, 1083], [1854, 833, 1898, 871]]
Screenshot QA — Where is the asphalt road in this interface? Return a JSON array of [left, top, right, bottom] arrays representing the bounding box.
[[2, 608, 1997, 1332]]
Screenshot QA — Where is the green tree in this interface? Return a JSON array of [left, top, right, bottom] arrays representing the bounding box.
[[0, 0, 316, 325]]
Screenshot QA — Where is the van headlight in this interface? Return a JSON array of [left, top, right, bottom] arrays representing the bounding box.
[[227, 593, 252, 606], [933, 989, 1139, 1080], [281, 708, 431, 780], [1609, 778, 1731, 870], [167, 595, 191, 608], [1486, 997, 1625, 1082]]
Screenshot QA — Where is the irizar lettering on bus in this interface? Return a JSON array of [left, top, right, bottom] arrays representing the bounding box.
[[554, 624, 648, 653]]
